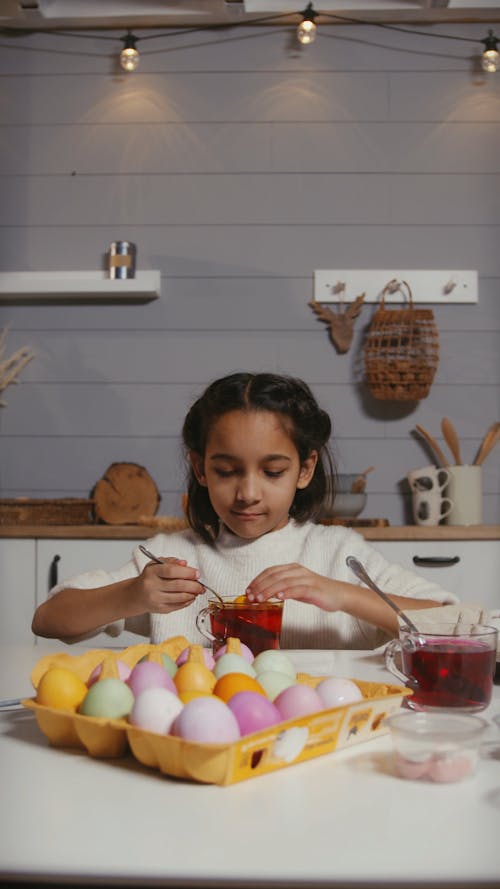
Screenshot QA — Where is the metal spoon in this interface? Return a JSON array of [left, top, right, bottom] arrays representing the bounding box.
[[138, 544, 225, 606], [346, 556, 420, 634]]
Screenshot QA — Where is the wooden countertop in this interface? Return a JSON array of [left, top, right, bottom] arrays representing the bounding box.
[[0, 523, 499, 540]]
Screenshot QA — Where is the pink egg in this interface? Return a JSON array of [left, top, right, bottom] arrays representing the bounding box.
[[214, 642, 254, 663], [87, 659, 131, 687], [228, 691, 281, 736], [316, 677, 363, 708], [129, 688, 183, 734], [274, 684, 324, 721], [394, 753, 431, 780], [127, 661, 177, 697], [428, 754, 474, 783], [172, 696, 240, 743], [176, 646, 215, 670]]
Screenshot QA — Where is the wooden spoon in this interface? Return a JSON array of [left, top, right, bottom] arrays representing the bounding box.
[[351, 466, 374, 493], [414, 424, 449, 467], [441, 417, 462, 465], [474, 421, 500, 465]]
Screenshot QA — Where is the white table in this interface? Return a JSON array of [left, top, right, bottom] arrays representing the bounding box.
[[1, 642, 500, 888]]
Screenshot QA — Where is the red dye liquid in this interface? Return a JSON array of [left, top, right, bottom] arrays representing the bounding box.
[[402, 638, 496, 710], [209, 601, 283, 656]]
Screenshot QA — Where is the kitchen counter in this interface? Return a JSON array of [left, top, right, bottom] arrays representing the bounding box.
[[1, 643, 500, 888], [1, 523, 499, 540]]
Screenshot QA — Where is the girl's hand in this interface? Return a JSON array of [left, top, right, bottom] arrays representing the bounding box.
[[246, 563, 343, 613], [128, 557, 206, 614]]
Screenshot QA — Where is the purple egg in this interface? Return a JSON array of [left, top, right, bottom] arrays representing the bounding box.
[[127, 661, 177, 697], [228, 690, 281, 736], [172, 696, 240, 743], [87, 658, 131, 687], [176, 646, 215, 670], [214, 642, 254, 663], [274, 684, 324, 721]]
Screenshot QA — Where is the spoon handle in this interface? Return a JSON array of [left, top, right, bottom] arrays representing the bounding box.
[[346, 556, 420, 634], [441, 417, 462, 465], [415, 424, 449, 468], [474, 422, 500, 465], [138, 545, 224, 604]]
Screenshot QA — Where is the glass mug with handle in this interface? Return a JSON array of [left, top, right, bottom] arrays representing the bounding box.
[[385, 622, 497, 712], [196, 597, 284, 656]]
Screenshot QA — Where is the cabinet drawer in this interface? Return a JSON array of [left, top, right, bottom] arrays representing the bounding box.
[[36, 540, 144, 648], [373, 541, 499, 610]]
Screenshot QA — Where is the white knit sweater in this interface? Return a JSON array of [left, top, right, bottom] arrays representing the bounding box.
[[51, 520, 458, 650]]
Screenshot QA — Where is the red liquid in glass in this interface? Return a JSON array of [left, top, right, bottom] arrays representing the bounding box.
[[209, 602, 283, 656], [402, 638, 496, 710]]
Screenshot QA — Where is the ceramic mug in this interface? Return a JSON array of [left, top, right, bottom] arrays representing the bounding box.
[[444, 465, 483, 526], [407, 465, 453, 526]]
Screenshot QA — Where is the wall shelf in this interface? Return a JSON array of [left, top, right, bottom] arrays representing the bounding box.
[[0, 270, 161, 303]]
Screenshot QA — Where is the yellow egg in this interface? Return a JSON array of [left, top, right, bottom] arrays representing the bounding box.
[[174, 662, 216, 695], [233, 595, 248, 604], [36, 667, 88, 711]]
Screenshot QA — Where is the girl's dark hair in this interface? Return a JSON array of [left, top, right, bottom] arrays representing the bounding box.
[[182, 372, 336, 543]]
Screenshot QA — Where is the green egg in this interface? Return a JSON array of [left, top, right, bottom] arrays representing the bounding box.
[[257, 670, 296, 701], [161, 653, 178, 677], [79, 678, 134, 718]]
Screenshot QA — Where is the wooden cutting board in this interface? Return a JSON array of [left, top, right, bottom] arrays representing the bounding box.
[[92, 462, 160, 525]]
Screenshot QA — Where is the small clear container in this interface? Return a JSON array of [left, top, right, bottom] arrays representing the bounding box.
[[385, 710, 488, 783]]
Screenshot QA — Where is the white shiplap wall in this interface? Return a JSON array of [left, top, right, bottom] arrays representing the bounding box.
[[0, 24, 499, 524]]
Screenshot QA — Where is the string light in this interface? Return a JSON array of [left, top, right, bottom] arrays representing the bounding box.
[[120, 31, 139, 72], [297, 3, 317, 46], [1, 15, 499, 77], [481, 30, 499, 73]]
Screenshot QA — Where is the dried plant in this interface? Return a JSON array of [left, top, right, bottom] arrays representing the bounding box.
[[0, 327, 35, 406]]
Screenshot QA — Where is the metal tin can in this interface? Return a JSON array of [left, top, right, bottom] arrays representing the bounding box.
[[108, 241, 136, 279]]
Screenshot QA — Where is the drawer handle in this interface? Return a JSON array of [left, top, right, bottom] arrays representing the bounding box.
[[413, 555, 460, 568], [49, 554, 61, 589]]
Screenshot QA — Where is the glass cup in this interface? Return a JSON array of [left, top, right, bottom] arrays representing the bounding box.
[[384, 623, 498, 712], [196, 598, 284, 656]]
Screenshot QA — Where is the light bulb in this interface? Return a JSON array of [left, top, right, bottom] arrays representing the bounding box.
[[481, 30, 499, 73], [297, 3, 317, 46], [297, 19, 316, 45], [120, 32, 139, 72]]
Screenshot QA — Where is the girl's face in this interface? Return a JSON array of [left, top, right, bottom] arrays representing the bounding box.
[[190, 409, 317, 539]]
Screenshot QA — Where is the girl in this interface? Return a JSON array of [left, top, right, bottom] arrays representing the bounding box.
[[32, 372, 457, 648]]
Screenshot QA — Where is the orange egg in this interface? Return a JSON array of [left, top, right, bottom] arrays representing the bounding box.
[[174, 661, 216, 695], [178, 689, 212, 704], [213, 672, 267, 703], [36, 667, 88, 711]]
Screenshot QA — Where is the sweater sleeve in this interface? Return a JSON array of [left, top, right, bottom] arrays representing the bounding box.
[[341, 532, 459, 605]]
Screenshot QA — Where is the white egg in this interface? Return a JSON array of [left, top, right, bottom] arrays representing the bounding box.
[[316, 677, 363, 708], [252, 650, 296, 679], [129, 687, 183, 734]]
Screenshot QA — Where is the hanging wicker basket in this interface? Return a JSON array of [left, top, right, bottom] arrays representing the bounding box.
[[364, 279, 439, 402]]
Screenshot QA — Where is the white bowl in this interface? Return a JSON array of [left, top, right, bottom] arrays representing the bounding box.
[[319, 492, 367, 520]]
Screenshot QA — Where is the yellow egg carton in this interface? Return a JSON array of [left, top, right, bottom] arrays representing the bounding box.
[[23, 638, 412, 786]]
